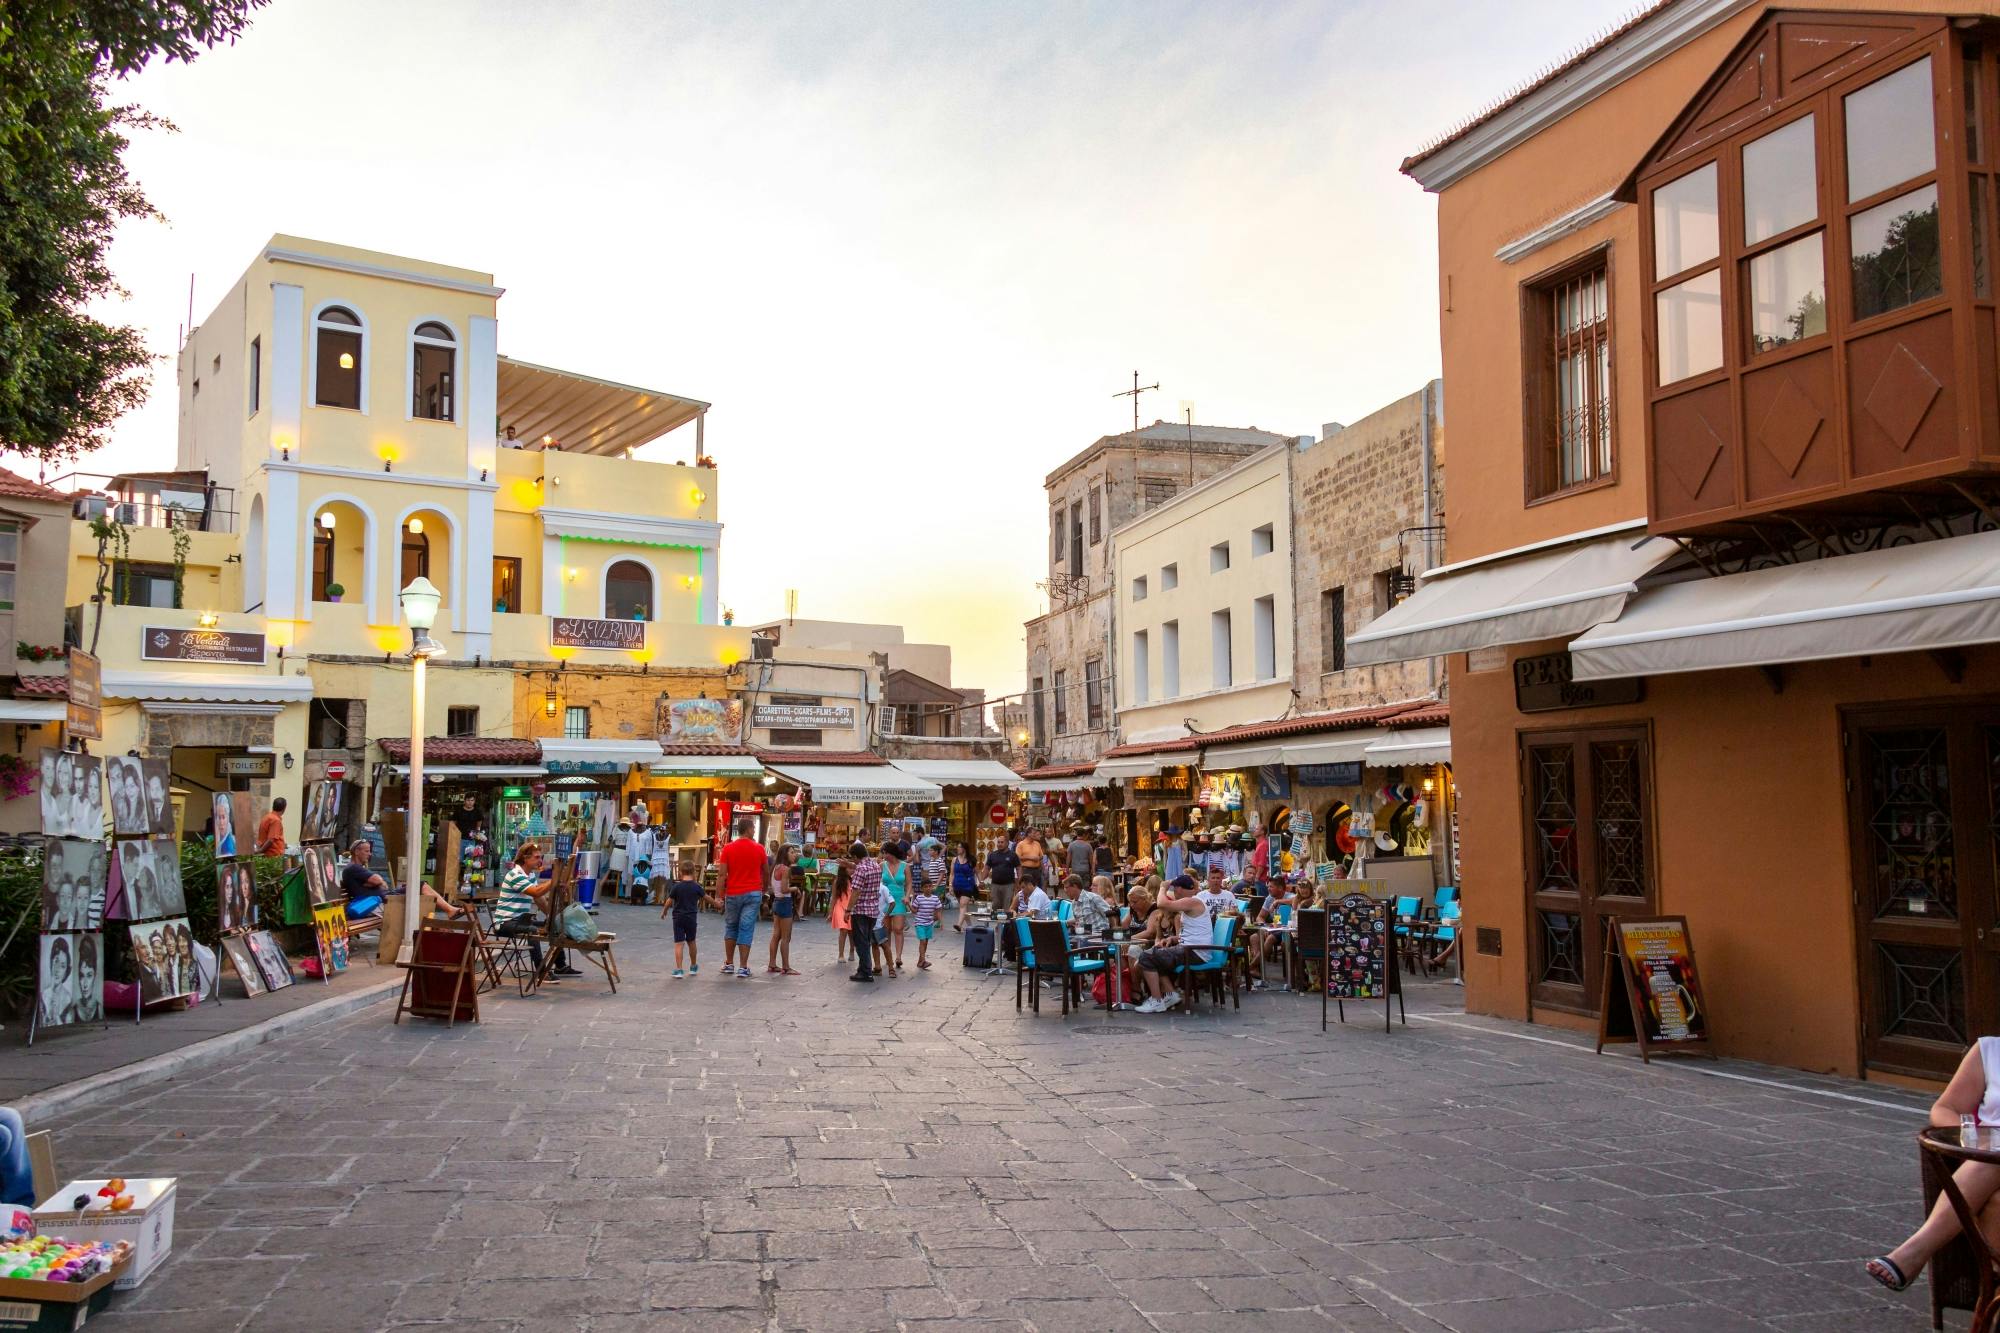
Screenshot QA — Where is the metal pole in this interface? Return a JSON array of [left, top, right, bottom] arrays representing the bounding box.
[[405, 651, 427, 948]]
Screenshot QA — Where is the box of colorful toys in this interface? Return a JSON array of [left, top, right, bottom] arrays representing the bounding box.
[[0, 1214, 132, 1329], [31, 1177, 173, 1291]]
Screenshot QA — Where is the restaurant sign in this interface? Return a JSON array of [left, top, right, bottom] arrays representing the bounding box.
[[550, 617, 646, 652], [1296, 761, 1364, 788], [1514, 651, 1643, 714], [66, 648, 101, 740], [753, 703, 855, 729], [143, 626, 266, 664], [662, 696, 742, 742], [1130, 770, 1192, 800]]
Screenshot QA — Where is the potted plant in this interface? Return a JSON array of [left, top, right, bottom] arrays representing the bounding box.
[[326, 582, 345, 603]]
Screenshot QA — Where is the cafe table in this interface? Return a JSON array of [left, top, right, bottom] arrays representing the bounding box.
[[1253, 922, 1295, 990], [1067, 932, 1146, 1013], [1918, 1125, 2000, 1331]]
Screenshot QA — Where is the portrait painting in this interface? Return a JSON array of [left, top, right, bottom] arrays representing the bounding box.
[[129, 917, 197, 1005], [37, 932, 103, 1029], [247, 929, 293, 992], [218, 858, 257, 933], [39, 752, 103, 840], [222, 935, 265, 996], [305, 781, 345, 842], [211, 790, 239, 857], [41, 838, 107, 931], [106, 756, 172, 836], [305, 844, 339, 906], [116, 839, 186, 920]]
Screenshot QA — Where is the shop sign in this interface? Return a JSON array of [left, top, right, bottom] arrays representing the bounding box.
[[545, 760, 626, 774], [216, 753, 275, 779], [753, 703, 855, 729], [661, 696, 741, 741], [1514, 651, 1643, 714], [1257, 764, 1291, 801], [551, 616, 646, 652], [65, 648, 101, 740], [1296, 761, 1363, 787], [1130, 771, 1192, 800], [325, 759, 349, 781], [142, 625, 266, 664]]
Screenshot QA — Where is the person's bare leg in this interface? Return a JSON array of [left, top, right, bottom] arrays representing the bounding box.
[[779, 920, 792, 971], [1884, 1161, 2000, 1278]]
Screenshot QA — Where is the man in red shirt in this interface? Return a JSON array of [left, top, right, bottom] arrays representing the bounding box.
[[715, 825, 769, 978], [255, 797, 288, 857]]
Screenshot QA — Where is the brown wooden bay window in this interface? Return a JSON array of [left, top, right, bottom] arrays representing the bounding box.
[[1630, 13, 1996, 534]]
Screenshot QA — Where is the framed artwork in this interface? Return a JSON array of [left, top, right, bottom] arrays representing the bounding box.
[[211, 791, 240, 857], [41, 839, 107, 931], [304, 781, 345, 841], [304, 844, 339, 906], [37, 932, 103, 1029], [129, 917, 197, 1005], [116, 839, 186, 920], [247, 929, 294, 992], [221, 935, 266, 996], [312, 904, 349, 976], [38, 752, 103, 840], [218, 859, 258, 933]]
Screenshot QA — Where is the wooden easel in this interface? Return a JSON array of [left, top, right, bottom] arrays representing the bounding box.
[[393, 919, 480, 1026]]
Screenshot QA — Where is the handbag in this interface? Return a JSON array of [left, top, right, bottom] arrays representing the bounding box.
[[561, 903, 599, 942]]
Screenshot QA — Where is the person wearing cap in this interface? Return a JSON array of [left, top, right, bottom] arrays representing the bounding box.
[[1196, 863, 1238, 922], [1133, 873, 1218, 1014]]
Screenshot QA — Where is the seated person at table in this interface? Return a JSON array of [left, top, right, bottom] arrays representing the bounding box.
[[1068, 876, 1114, 935], [1871, 1038, 2000, 1291], [1246, 878, 1296, 988], [1013, 877, 1052, 918], [1123, 884, 1157, 934], [1133, 875, 1217, 1015], [494, 843, 580, 979], [1196, 864, 1239, 921]]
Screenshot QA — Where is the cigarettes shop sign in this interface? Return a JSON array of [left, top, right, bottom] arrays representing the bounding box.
[[753, 703, 855, 729], [550, 617, 646, 651], [143, 626, 267, 664]]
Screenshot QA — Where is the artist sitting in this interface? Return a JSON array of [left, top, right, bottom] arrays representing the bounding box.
[[341, 839, 463, 921], [495, 844, 579, 978]]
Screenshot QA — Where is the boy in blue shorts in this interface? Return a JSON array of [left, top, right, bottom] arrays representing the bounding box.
[[911, 884, 943, 970], [667, 862, 704, 977]]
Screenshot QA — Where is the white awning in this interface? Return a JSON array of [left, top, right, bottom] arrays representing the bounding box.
[[1364, 727, 1452, 766], [887, 759, 1023, 789], [765, 762, 944, 804], [1349, 533, 1678, 665], [649, 753, 764, 778], [386, 764, 545, 777], [1571, 529, 2000, 681], [0, 700, 63, 723], [538, 738, 666, 768], [1020, 776, 1098, 794], [102, 670, 316, 704], [1093, 755, 1174, 781], [1282, 730, 1388, 766], [1199, 740, 1286, 768]]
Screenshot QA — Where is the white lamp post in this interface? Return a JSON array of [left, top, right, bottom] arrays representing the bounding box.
[[398, 576, 444, 949]]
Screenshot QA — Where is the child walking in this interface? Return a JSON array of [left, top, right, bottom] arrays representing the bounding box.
[[766, 845, 798, 976], [666, 860, 704, 978], [911, 882, 943, 970], [829, 860, 853, 963]]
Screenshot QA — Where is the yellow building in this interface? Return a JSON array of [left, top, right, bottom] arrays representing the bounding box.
[[44, 236, 748, 839]]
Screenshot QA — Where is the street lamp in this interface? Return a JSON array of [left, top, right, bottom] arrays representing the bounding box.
[[398, 576, 444, 951]]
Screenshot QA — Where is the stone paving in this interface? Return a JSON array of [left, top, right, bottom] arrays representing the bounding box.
[[38, 908, 1948, 1331]]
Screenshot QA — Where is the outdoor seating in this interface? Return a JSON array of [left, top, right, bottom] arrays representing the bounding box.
[[1175, 915, 1240, 1012], [1026, 919, 1106, 1016], [1013, 917, 1036, 1012], [1918, 1127, 1990, 1329]]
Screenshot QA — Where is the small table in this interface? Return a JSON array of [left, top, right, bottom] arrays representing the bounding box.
[[1069, 933, 1145, 1012], [1920, 1126, 2000, 1331], [1253, 923, 1295, 989]]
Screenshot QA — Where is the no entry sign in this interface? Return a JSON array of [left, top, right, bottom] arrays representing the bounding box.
[[325, 759, 349, 781]]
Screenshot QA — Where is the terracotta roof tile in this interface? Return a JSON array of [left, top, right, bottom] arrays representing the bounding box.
[[1385, 703, 1450, 728], [13, 675, 67, 698], [1019, 762, 1098, 781], [1101, 700, 1442, 758], [0, 468, 68, 503], [377, 737, 542, 764], [657, 742, 755, 757], [754, 750, 885, 766]]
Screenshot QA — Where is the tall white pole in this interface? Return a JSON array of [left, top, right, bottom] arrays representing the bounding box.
[[405, 651, 427, 948]]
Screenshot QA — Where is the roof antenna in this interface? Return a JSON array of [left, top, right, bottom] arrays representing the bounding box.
[[1113, 370, 1158, 434]]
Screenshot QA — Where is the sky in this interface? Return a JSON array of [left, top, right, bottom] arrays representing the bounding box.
[[50, 0, 1634, 700]]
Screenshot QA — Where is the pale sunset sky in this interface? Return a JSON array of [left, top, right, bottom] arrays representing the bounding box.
[[50, 0, 1633, 701]]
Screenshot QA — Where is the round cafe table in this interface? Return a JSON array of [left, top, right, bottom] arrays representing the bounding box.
[[1919, 1125, 2000, 1331]]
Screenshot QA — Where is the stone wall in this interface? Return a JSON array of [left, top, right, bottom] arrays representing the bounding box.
[[513, 665, 735, 741], [1291, 383, 1446, 713], [1023, 589, 1113, 766]]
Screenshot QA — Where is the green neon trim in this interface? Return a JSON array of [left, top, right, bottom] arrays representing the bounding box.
[[695, 546, 705, 625], [558, 533, 703, 551]]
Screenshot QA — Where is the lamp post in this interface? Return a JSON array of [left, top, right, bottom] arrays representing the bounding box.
[[398, 576, 443, 950]]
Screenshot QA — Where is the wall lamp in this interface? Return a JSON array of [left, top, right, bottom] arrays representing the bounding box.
[[283, 752, 295, 770]]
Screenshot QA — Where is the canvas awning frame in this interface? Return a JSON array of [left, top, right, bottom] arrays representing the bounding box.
[[765, 762, 945, 804]]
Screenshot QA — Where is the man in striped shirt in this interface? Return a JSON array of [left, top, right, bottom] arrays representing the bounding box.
[[496, 844, 579, 978], [847, 842, 882, 984]]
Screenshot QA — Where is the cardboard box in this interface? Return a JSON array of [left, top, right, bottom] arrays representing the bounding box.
[[32, 1180, 175, 1291]]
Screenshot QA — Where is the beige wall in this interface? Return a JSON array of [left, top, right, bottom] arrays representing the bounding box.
[[5, 495, 74, 681], [737, 654, 878, 752]]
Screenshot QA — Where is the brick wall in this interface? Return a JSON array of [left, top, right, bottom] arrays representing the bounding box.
[[1291, 383, 1445, 713], [513, 666, 735, 741]]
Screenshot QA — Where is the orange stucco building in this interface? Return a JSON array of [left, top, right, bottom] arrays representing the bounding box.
[[1363, 0, 2000, 1083]]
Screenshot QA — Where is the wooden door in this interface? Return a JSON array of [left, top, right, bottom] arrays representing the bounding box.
[[1523, 726, 1659, 1015], [1848, 706, 2000, 1078]]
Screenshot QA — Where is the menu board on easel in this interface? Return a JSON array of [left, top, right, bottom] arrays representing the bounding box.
[[1325, 892, 1404, 1033], [1596, 915, 1716, 1062]]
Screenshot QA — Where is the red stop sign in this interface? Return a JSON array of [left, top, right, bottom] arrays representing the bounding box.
[[324, 759, 348, 781], [988, 803, 1007, 825]]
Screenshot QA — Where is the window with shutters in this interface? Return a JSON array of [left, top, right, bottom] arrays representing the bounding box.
[[1522, 249, 1614, 500]]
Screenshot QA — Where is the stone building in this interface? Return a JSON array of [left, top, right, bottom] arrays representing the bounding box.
[[1023, 421, 1288, 767], [1291, 381, 1445, 713]]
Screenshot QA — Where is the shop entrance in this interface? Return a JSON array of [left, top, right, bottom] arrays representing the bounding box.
[[1846, 705, 2000, 1080], [1520, 725, 1657, 1017]]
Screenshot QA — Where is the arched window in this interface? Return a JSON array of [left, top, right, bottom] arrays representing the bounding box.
[[313, 306, 364, 410], [312, 523, 335, 602], [401, 527, 430, 587], [605, 560, 652, 621], [411, 320, 455, 421]]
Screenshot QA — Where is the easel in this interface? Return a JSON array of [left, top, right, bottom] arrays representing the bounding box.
[[1596, 915, 1717, 1062], [394, 918, 480, 1026], [1328, 892, 1405, 1034]]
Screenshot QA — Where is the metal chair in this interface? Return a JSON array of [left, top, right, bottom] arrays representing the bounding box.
[[1026, 919, 1106, 1016], [1013, 917, 1037, 1012], [1175, 915, 1241, 1011]]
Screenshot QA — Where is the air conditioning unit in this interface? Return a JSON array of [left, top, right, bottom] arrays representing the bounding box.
[[750, 635, 775, 661]]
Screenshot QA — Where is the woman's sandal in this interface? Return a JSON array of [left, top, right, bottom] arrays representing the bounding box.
[[1866, 1256, 1913, 1292]]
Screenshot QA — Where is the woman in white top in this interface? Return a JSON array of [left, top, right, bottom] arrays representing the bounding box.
[[1869, 1036, 2000, 1290]]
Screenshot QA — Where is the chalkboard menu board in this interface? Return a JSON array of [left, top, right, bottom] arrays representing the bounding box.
[[1597, 915, 1716, 1062], [1326, 893, 1388, 999]]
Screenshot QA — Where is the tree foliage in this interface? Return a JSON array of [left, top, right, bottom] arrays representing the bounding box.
[[0, 1, 264, 464]]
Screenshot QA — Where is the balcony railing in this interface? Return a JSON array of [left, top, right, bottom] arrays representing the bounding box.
[[1041, 571, 1091, 611], [51, 473, 237, 534]]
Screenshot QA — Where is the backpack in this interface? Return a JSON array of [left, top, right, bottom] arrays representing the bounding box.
[[560, 903, 599, 942]]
